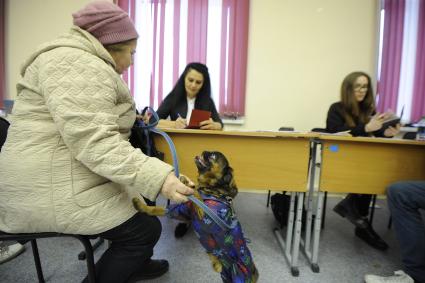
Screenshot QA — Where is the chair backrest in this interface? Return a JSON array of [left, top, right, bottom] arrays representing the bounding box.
[[0, 117, 10, 151], [311, 127, 328, 133]]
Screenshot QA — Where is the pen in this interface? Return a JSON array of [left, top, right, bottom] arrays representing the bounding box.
[[177, 113, 188, 126]]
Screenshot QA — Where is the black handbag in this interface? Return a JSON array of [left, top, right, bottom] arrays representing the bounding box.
[[270, 193, 290, 228], [129, 107, 164, 160]]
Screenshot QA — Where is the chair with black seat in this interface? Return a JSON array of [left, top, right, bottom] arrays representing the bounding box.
[[0, 232, 96, 282], [0, 116, 97, 283]]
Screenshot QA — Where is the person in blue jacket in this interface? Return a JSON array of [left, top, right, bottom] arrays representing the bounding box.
[[365, 181, 425, 283]]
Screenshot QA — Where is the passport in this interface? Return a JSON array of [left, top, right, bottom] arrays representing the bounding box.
[[186, 109, 211, 129]]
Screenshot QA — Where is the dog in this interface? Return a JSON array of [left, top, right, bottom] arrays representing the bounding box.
[[132, 151, 259, 283]]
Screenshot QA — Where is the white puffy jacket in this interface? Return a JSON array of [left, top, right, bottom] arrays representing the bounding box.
[[0, 26, 173, 234]]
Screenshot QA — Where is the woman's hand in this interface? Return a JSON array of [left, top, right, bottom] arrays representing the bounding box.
[[175, 117, 187, 129], [160, 172, 194, 203], [384, 124, 401, 137], [199, 118, 222, 130], [365, 113, 384, 132]]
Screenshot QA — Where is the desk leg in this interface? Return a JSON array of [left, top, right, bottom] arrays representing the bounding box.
[[301, 140, 322, 273], [369, 194, 377, 225], [291, 192, 304, 275], [304, 147, 317, 253], [285, 192, 295, 256], [274, 191, 303, 277], [302, 189, 314, 264], [302, 140, 318, 251], [311, 191, 324, 272]]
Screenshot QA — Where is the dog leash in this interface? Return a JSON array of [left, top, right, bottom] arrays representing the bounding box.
[[135, 107, 237, 230]]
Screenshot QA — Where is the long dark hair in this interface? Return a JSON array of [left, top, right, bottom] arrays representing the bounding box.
[[168, 62, 212, 107], [340, 71, 376, 127]]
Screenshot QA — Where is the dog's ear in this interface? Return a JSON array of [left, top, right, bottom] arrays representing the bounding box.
[[222, 167, 233, 184], [228, 179, 238, 198], [223, 166, 238, 198], [223, 173, 232, 184]]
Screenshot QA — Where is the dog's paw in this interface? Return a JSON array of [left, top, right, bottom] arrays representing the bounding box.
[[212, 261, 222, 273], [252, 265, 259, 282], [179, 174, 195, 188], [174, 222, 190, 238], [208, 254, 222, 273]]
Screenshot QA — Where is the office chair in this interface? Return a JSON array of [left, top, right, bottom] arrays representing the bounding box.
[[0, 232, 96, 282], [0, 116, 97, 283]]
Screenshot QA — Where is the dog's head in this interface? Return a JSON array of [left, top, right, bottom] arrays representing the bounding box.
[[194, 151, 237, 199]]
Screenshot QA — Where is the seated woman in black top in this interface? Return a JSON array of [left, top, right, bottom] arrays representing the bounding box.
[[326, 71, 400, 251], [156, 62, 223, 130], [156, 62, 222, 237]]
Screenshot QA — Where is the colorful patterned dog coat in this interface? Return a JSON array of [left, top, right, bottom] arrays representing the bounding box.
[[167, 192, 257, 283]]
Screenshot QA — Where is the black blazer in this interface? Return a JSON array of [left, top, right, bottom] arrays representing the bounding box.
[[326, 102, 384, 137], [156, 94, 223, 127]]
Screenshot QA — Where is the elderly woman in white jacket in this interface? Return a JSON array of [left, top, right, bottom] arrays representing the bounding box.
[[0, 1, 193, 282]]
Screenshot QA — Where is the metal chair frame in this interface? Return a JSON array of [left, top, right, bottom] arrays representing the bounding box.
[[0, 232, 96, 283], [0, 116, 97, 282]]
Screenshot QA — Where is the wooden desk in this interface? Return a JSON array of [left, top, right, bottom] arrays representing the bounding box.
[[319, 136, 425, 194], [153, 128, 317, 276], [306, 136, 425, 272], [154, 129, 316, 192]]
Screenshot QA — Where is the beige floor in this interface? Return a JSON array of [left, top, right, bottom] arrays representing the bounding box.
[[0, 192, 402, 283]]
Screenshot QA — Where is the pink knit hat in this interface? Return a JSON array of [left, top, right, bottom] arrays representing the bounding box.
[[72, 1, 138, 45]]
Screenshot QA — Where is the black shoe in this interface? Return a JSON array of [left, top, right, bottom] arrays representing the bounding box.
[[127, 259, 169, 282], [355, 226, 389, 251], [333, 198, 368, 229], [174, 222, 191, 238]]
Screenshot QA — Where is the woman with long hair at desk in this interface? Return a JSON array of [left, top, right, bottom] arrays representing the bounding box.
[[326, 71, 400, 251], [156, 62, 223, 130]]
